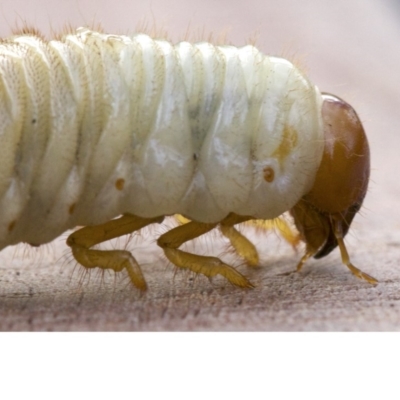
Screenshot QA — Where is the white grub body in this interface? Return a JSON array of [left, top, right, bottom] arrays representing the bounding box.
[[0, 28, 324, 249]]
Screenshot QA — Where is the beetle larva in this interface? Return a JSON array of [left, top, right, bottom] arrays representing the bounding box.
[[0, 27, 374, 290]]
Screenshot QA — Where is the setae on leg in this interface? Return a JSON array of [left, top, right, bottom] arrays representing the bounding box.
[[157, 216, 254, 288], [67, 214, 163, 290], [219, 213, 259, 266]]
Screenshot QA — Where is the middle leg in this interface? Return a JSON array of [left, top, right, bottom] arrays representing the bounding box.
[[157, 217, 254, 288]]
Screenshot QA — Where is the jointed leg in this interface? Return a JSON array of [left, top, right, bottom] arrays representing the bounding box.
[[157, 217, 254, 288], [287, 219, 378, 284], [295, 246, 314, 273], [67, 214, 163, 290], [219, 214, 259, 266], [245, 217, 300, 248], [278, 245, 313, 277], [176, 213, 260, 266], [332, 218, 378, 284]]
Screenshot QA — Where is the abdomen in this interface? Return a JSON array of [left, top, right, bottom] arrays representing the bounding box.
[[0, 28, 323, 248]]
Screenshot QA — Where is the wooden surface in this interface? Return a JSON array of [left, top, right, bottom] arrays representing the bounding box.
[[0, 0, 399, 331]]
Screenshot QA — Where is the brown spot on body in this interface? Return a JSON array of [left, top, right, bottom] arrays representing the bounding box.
[[263, 166, 275, 182], [115, 178, 125, 190], [69, 203, 76, 215], [8, 220, 16, 232]]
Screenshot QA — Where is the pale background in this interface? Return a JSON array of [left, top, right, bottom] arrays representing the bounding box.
[[0, 0, 399, 331]]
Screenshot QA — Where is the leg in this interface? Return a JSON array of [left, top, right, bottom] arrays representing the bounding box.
[[176, 213, 260, 266], [220, 213, 300, 267], [332, 218, 378, 284], [285, 219, 378, 284], [281, 243, 331, 278], [157, 218, 254, 288], [219, 213, 259, 266], [278, 247, 313, 277], [67, 214, 163, 290], [245, 217, 300, 248]]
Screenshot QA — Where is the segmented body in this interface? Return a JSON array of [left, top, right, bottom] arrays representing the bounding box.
[[0, 28, 323, 251]]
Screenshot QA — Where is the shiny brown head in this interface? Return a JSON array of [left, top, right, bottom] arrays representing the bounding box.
[[290, 93, 376, 283]]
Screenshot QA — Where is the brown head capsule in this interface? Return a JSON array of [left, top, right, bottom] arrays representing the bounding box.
[[290, 93, 377, 284]]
